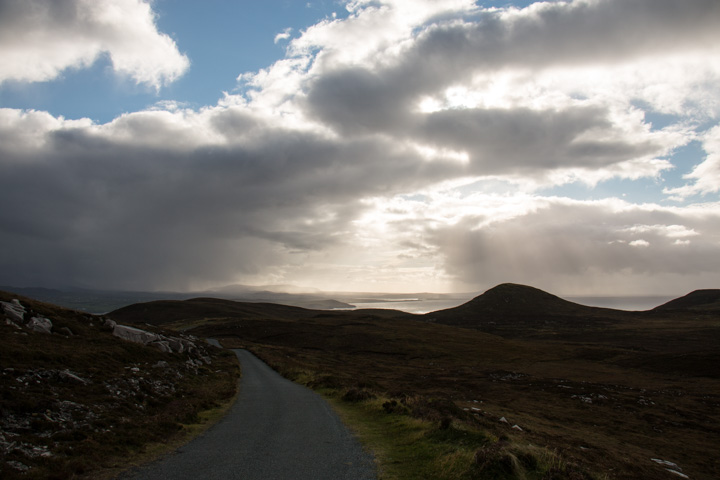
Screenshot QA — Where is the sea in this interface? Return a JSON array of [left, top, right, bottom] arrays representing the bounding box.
[[340, 295, 677, 315]]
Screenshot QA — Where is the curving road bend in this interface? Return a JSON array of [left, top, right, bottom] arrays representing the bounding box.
[[119, 348, 377, 480]]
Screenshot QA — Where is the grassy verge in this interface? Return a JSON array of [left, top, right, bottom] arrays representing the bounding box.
[[248, 347, 598, 480]]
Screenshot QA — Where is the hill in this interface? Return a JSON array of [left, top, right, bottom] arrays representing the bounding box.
[[652, 288, 720, 313], [109, 297, 318, 326], [0, 290, 239, 480], [424, 283, 628, 337], [119, 284, 720, 479], [7, 284, 718, 479]]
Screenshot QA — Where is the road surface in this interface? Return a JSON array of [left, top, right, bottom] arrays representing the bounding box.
[[119, 348, 377, 480]]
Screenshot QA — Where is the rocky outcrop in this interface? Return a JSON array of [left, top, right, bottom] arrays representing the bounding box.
[[2, 300, 53, 334], [112, 324, 161, 344], [1, 299, 208, 363], [1, 300, 26, 324], [110, 322, 208, 362]]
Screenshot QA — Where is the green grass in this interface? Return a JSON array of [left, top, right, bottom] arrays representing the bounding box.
[[324, 389, 600, 480], [251, 354, 596, 480]]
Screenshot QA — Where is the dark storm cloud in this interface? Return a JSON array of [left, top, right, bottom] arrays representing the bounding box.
[[415, 106, 659, 173], [0, 110, 462, 289]]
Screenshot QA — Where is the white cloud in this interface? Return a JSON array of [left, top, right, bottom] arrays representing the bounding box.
[[0, 0, 189, 88], [665, 125, 720, 199], [274, 28, 293, 44], [1, 0, 719, 294], [629, 239, 650, 248]]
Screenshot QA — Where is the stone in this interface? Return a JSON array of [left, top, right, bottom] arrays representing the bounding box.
[[1, 300, 25, 323], [151, 340, 173, 353], [28, 317, 53, 334], [5, 318, 22, 329], [57, 326, 74, 336], [59, 370, 89, 385], [112, 325, 160, 345], [168, 338, 185, 353]]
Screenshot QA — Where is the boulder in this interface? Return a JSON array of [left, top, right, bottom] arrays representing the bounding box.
[[167, 338, 185, 353], [112, 325, 160, 345], [150, 340, 173, 353], [28, 317, 53, 334], [1, 300, 25, 323]]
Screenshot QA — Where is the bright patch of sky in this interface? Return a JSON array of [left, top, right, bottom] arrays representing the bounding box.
[[1, 0, 719, 297]]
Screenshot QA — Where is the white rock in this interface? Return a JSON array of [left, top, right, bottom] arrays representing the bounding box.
[[28, 317, 53, 334], [5, 318, 22, 329], [511, 424, 523, 431], [652, 459, 680, 469], [168, 338, 185, 353], [151, 341, 173, 353], [59, 370, 89, 385], [1, 300, 25, 323], [112, 325, 160, 345], [499, 416, 509, 424]]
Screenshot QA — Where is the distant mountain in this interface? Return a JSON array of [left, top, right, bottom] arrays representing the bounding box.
[[0, 286, 200, 313], [0, 285, 353, 313], [652, 289, 720, 313], [424, 283, 628, 337], [108, 297, 317, 326]]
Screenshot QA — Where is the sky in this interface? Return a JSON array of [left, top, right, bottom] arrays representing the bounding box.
[[1, 0, 719, 297]]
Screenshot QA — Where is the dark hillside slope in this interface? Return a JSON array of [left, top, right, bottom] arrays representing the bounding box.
[[425, 283, 629, 337], [109, 297, 316, 326], [0, 290, 239, 480], [652, 289, 720, 313]]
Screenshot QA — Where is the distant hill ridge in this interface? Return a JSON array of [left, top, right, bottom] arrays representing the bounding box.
[[456, 283, 596, 314], [423, 283, 634, 336], [108, 297, 317, 326], [653, 289, 720, 313], [109, 283, 720, 335]]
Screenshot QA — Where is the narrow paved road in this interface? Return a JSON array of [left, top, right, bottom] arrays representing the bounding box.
[[120, 348, 377, 480]]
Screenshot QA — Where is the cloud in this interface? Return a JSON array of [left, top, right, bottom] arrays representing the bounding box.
[[0, 0, 719, 294], [301, 0, 720, 125], [665, 125, 720, 199], [274, 28, 293, 44], [0, 0, 189, 88], [421, 196, 720, 294], [0, 105, 465, 290]]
